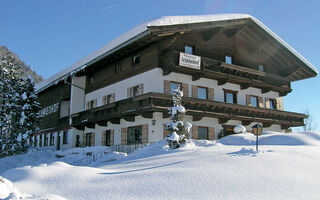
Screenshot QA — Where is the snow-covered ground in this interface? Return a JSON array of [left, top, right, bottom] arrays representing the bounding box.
[[1, 131, 320, 200]]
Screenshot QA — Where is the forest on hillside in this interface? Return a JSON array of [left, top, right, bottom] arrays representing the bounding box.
[[0, 45, 43, 84]]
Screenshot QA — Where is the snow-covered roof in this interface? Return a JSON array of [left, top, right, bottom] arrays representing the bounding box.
[[35, 14, 318, 92]]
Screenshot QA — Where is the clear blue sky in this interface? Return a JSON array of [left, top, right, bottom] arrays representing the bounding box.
[[1, 0, 319, 130]]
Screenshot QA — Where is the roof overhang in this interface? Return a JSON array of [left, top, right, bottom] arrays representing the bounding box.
[[36, 14, 317, 93]]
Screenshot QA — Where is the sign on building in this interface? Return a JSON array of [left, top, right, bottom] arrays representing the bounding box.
[[179, 52, 201, 70]]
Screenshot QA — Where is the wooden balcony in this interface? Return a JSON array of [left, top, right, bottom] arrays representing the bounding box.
[[71, 92, 306, 130], [161, 50, 292, 96]]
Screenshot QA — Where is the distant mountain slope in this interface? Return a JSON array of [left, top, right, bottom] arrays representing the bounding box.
[[0, 45, 43, 84]]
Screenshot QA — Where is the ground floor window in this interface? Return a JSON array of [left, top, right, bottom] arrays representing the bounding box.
[[127, 126, 142, 144], [219, 125, 236, 139], [39, 135, 42, 147], [44, 134, 48, 146], [50, 133, 54, 146], [198, 127, 208, 140], [63, 131, 68, 144], [85, 132, 95, 147]]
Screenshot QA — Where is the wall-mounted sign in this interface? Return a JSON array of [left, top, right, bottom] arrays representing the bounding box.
[[39, 103, 59, 117], [179, 52, 201, 70]]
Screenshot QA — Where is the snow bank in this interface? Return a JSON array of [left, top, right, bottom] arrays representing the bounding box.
[[218, 131, 320, 146], [0, 146, 115, 175]]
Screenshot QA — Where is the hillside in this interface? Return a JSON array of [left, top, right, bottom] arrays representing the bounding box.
[[1, 131, 320, 200], [0, 45, 43, 84]]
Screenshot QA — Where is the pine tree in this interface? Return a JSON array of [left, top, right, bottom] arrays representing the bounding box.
[[165, 87, 192, 148], [0, 52, 41, 157]]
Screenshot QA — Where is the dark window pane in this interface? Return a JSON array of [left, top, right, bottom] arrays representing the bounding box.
[[198, 87, 207, 99], [128, 127, 142, 144], [225, 55, 232, 64], [250, 96, 258, 107], [226, 92, 234, 104], [198, 127, 208, 140], [170, 82, 182, 95], [270, 99, 275, 109], [185, 46, 193, 55]]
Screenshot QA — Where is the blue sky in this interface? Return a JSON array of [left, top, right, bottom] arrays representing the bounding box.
[[1, 0, 319, 130]]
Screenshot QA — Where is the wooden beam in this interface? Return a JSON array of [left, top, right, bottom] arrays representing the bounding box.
[[109, 118, 120, 124], [281, 124, 290, 130], [162, 111, 170, 119], [192, 115, 203, 122], [240, 83, 250, 90], [85, 122, 95, 129], [96, 120, 108, 127], [219, 118, 229, 124], [241, 120, 252, 126], [74, 124, 85, 131], [261, 88, 271, 94], [141, 112, 153, 119], [124, 115, 135, 122], [218, 79, 228, 86], [263, 123, 272, 128], [192, 74, 202, 81]]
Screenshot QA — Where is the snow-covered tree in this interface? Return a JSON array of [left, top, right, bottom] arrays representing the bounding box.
[[165, 87, 192, 148], [0, 53, 41, 157]]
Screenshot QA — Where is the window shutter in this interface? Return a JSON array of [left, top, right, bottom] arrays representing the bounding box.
[[258, 96, 264, 108], [276, 98, 281, 110], [110, 130, 114, 146], [208, 127, 215, 140], [102, 96, 106, 105], [86, 102, 90, 110], [142, 124, 148, 143], [182, 83, 189, 97], [192, 126, 198, 139], [93, 99, 97, 108], [111, 93, 115, 103], [163, 125, 169, 139], [121, 128, 127, 144], [192, 85, 198, 98], [208, 88, 214, 100], [246, 94, 251, 106], [138, 84, 144, 95], [265, 98, 270, 108], [101, 131, 106, 146], [91, 132, 95, 146], [164, 80, 170, 94]]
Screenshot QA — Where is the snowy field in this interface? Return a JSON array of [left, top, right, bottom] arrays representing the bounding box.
[[1, 131, 320, 200]]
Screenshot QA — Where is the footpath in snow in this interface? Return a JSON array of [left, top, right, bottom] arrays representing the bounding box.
[[1, 131, 320, 200]]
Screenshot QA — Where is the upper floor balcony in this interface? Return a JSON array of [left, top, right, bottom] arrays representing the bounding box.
[[71, 92, 306, 131]]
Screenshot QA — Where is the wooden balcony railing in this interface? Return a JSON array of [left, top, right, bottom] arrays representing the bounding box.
[[71, 92, 306, 130]]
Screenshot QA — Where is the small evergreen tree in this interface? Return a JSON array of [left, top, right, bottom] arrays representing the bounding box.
[[165, 87, 192, 148]]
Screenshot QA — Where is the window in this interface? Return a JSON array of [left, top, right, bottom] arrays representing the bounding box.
[[224, 90, 237, 104], [86, 99, 97, 110], [127, 126, 142, 144], [50, 133, 54, 146], [250, 96, 258, 107], [128, 84, 143, 97], [63, 131, 68, 144], [115, 63, 122, 73], [104, 130, 111, 146], [198, 87, 207, 100], [39, 135, 43, 147], [44, 134, 48, 146], [102, 94, 115, 105], [225, 55, 233, 64], [258, 65, 264, 72], [184, 45, 194, 55], [268, 99, 276, 109], [132, 55, 140, 65], [85, 133, 93, 147], [34, 136, 37, 147], [198, 127, 208, 140], [170, 82, 182, 95]]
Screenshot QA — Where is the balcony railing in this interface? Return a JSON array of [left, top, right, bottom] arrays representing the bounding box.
[[71, 92, 306, 130]]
